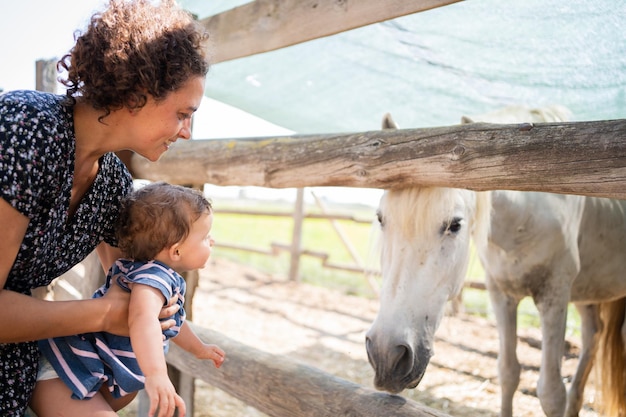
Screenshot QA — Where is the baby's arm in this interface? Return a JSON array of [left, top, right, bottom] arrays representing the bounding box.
[[172, 322, 226, 368], [129, 284, 186, 417]]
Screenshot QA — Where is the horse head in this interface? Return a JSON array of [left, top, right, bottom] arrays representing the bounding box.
[[365, 114, 491, 393]]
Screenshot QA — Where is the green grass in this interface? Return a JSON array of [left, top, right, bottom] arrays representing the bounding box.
[[210, 197, 581, 336], [211, 198, 379, 297]]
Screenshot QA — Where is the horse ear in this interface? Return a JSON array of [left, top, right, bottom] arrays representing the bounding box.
[[461, 115, 474, 124], [382, 113, 398, 130]]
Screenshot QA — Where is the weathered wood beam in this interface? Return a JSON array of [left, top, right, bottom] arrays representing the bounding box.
[[167, 323, 452, 417], [201, 0, 462, 64], [131, 119, 626, 200], [35, 59, 57, 93]]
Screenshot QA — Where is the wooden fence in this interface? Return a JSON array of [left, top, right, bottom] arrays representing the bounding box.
[[132, 119, 626, 199]]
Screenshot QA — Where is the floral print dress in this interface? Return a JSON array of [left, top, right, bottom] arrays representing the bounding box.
[[0, 90, 133, 416]]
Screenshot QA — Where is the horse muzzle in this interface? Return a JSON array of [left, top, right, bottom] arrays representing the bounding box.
[[365, 335, 433, 394]]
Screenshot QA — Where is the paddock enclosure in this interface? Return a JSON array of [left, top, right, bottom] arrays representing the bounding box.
[[38, 1, 625, 416], [149, 257, 600, 417]]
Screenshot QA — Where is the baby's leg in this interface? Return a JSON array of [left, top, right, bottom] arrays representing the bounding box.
[[30, 378, 117, 417]]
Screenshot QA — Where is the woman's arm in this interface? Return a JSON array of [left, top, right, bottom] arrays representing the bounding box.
[[0, 199, 131, 343], [0, 198, 29, 294], [0, 199, 120, 342], [0, 290, 128, 343], [96, 241, 123, 274]]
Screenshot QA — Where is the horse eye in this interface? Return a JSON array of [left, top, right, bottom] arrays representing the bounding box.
[[441, 217, 462, 235], [376, 210, 384, 228], [450, 218, 462, 233]]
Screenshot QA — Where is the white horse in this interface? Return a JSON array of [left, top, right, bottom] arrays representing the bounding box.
[[366, 107, 626, 417]]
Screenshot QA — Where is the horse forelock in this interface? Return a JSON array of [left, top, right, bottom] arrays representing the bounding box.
[[381, 187, 465, 241], [379, 187, 491, 252]]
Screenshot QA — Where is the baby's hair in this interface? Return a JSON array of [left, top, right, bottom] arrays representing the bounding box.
[[116, 182, 212, 261]]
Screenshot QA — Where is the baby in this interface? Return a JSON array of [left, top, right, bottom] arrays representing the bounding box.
[[32, 182, 225, 417]]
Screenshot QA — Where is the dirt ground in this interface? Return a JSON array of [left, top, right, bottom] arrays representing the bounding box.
[[125, 257, 601, 417]]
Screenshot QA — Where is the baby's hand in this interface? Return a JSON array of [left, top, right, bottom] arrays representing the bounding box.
[[196, 343, 226, 368], [143, 374, 186, 417]]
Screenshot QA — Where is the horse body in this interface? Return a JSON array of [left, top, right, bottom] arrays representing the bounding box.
[[485, 190, 626, 417], [366, 108, 626, 417], [487, 192, 626, 304]]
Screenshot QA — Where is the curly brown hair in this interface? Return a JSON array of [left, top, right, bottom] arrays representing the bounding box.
[[116, 182, 212, 261], [59, 0, 209, 119]]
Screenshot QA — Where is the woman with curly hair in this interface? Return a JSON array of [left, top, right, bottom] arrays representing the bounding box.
[[0, 1, 210, 415]]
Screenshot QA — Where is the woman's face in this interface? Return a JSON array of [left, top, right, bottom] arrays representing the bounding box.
[[128, 76, 206, 162]]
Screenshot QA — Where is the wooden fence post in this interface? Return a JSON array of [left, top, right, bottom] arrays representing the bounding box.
[[310, 191, 380, 296], [35, 59, 57, 93], [288, 188, 305, 281]]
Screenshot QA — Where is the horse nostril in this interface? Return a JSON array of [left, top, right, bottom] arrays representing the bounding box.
[[365, 336, 376, 366], [393, 344, 414, 378]]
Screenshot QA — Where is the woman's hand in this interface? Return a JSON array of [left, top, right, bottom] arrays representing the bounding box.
[[101, 285, 179, 336], [157, 296, 181, 331], [100, 283, 131, 335]]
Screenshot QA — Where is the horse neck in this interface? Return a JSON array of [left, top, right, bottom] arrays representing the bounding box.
[[470, 190, 492, 254]]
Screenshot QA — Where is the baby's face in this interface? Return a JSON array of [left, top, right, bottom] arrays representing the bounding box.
[[177, 211, 214, 271]]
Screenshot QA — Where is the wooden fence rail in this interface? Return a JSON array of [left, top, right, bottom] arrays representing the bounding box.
[[166, 322, 452, 417], [201, 0, 461, 64], [132, 119, 626, 199], [216, 208, 373, 223]]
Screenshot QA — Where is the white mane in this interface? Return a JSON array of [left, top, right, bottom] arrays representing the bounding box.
[[461, 104, 572, 124]]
